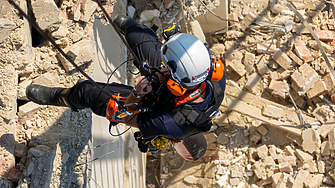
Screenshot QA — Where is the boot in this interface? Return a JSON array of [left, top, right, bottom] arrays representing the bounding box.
[[113, 15, 137, 35], [26, 84, 77, 109]]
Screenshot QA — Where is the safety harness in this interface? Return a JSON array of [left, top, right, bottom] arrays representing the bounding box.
[[166, 80, 224, 134]]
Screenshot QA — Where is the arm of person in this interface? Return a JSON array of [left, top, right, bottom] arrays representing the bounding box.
[[122, 76, 152, 127]]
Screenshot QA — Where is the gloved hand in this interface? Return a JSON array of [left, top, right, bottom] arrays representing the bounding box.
[[162, 25, 181, 41], [134, 131, 148, 153]]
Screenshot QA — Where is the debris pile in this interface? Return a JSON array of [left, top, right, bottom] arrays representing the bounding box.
[[155, 0, 335, 187]]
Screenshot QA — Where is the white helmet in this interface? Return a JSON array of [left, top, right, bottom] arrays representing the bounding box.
[[161, 33, 211, 87]]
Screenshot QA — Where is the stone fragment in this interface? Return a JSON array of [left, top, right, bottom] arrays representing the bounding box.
[[279, 162, 293, 173], [204, 133, 217, 144], [268, 145, 278, 160], [7, 168, 21, 182], [217, 132, 229, 145], [320, 141, 330, 156], [263, 156, 275, 167], [312, 106, 330, 124], [230, 178, 240, 186], [292, 23, 309, 34], [253, 161, 266, 179], [81, 0, 99, 22], [306, 161, 318, 173], [291, 63, 319, 95], [189, 20, 206, 44], [0, 18, 15, 43], [57, 39, 95, 72], [292, 1, 305, 9], [307, 80, 328, 99], [257, 125, 268, 136], [245, 72, 261, 94], [256, 145, 268, 159], [184, 175, 197, 184], [17, 79, 32, 100], [261, 104, 283, 119], [323, 73, 335, 94], [243, 51, 256, 74], [225, 51, 246, 77], [287, 51, 303, 65], [272, 48, 292, 69], [15, 143, 26, 158], [32, 72, 59, 87], [301, 128, 321, 153], [310, 40, 334, 54], [250, 130, 262, 143], [294, 44, 313, 62], [52, 25, 68, 39], [317, 160, 325, 173], [278, 156, 296, 167], [272, 172, 289, 188], [242, 12, 257, 27], [18, 102, 41, 123], [328, 128, 335, 151], [31, 0, 62, 30], [292, 170, 309, 188], [268, 80, 289, 99], [304, 174, 323, 188], [211, 43, 225, 58], [257, 42, 276, 55], [256, 58, 269, 75], [295, 149, 313, 163]]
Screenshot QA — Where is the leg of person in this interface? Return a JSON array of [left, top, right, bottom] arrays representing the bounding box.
[[125, 23, 163, 69], [26, 80, 133, 117]]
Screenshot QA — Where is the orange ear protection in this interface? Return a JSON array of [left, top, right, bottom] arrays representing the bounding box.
[[166, 78, 187, 96], [208, 58, 224, 82]]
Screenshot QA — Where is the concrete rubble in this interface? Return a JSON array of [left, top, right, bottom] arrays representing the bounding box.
[[2, 0, 335, 187]]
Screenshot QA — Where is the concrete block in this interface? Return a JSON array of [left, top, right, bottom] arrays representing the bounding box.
[[243, 51, 256, 74], [250, 130, 262, 143], [0, 18, 15, 43], [18, 102, 41, 123], [307, 80, 327, 98], [295, 149, 313, 163], [272, 172, 289, 188], [292, 170, 309, 188], [292, 23, 310, 34], [32, 72, 59, 87], [245, 72, 261, 94], [256, 145, 268, 159], [278, 156, 297, 167], [287, 51, 303, 66], [31, 0, 62, 30], [294, 44, 313, 62], [304, 174, 323, 188], [261, 104, 284, 119], [301, 128, 321, 153], [263, 156, 276, 167], [58, 39, 95, 72], [314, 29, 334, 42], [291, 63, 319, 95], [268, 80, 289, 99], [51, 25, 68, 39], [272, 48, 292, 69], [312, 106, 329, 124]]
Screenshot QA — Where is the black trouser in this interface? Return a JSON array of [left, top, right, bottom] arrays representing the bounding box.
[[68, 24, 163, 117]]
